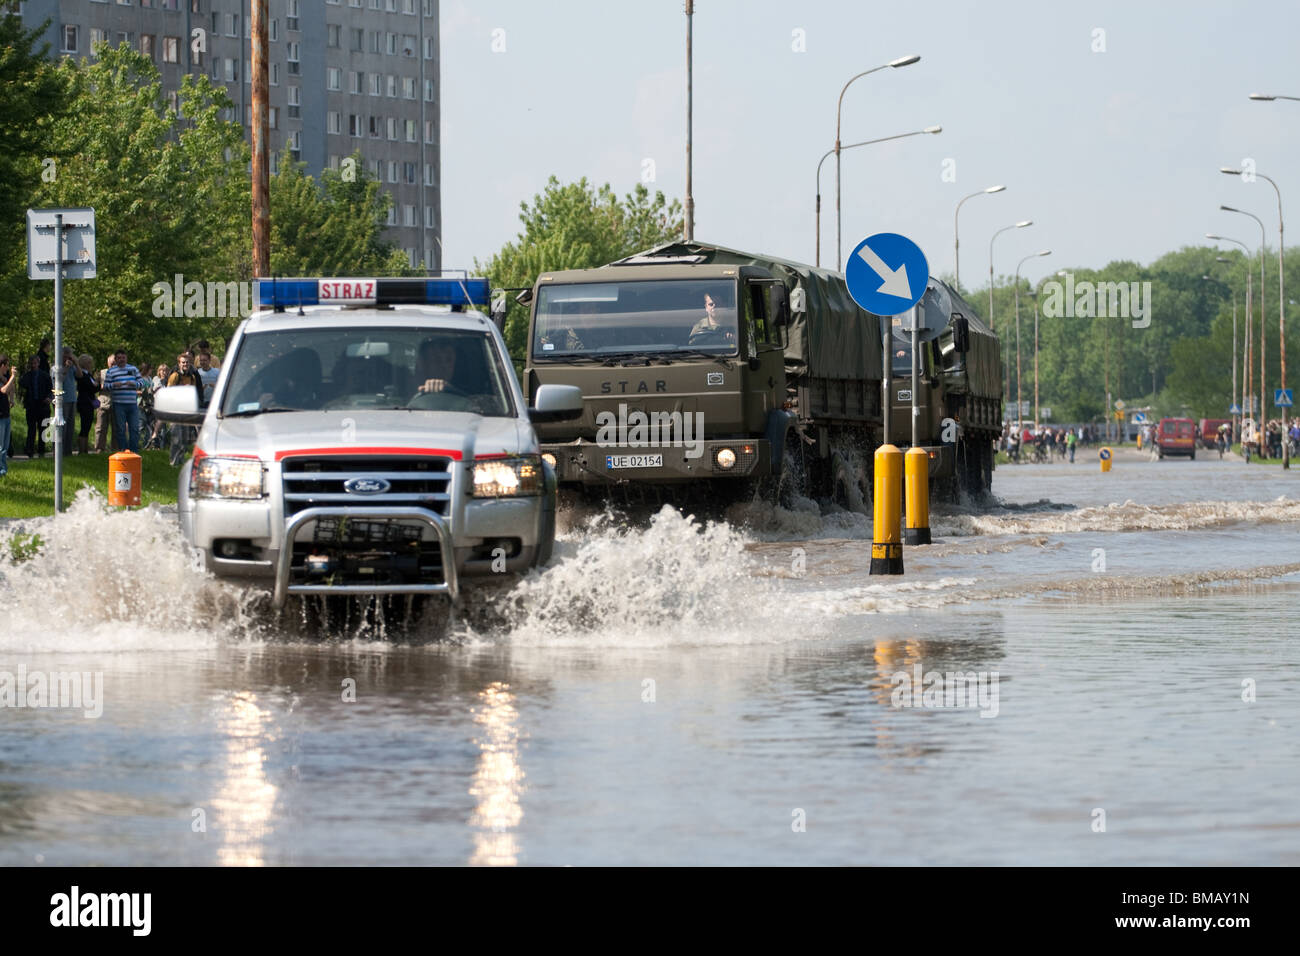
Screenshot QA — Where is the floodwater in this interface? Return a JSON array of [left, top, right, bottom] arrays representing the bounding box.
[[1, 450, 1298, 865]]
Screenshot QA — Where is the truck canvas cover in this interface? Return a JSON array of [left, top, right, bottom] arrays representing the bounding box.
[[918, 278, 1002, 401], [613, 240, 883, 383]]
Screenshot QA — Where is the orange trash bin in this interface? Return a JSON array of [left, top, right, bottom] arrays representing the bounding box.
[[108, 451, 142, 506]]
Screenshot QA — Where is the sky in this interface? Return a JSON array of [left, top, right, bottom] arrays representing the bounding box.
[[439, 0, 1300, 289]]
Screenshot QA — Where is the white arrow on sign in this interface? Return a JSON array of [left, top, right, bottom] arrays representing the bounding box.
[[855, 242, 913, 300]]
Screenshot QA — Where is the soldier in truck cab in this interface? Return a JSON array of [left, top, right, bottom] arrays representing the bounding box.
[[688, 293, 736, 346]]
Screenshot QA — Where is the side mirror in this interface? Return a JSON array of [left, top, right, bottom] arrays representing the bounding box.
[[514, 287, 534, 307], [490, 289, 507, 332], [154, 384, 205, 424], [952, 314, 971, 354], [529, 383, 583, 423], [768, 284, 791, 327]]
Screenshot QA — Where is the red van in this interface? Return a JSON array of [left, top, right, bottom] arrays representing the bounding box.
[[1198, 418, 1230, 449], [1156, 418, 1197, 459]]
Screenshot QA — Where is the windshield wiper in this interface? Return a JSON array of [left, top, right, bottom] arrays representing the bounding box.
[[670, 349, 733, 365], [222, 407, 303, 418]]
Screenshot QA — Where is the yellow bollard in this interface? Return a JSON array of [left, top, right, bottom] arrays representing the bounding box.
[[871, 444, 904, 575], [1099, 446, 1113, 473], [108, 451, 142, 506], [904, 446, 931, 545]]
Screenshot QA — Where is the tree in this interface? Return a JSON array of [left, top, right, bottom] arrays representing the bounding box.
[[269, 150, 410, 277], [476, 177, 683, 361], [8, 42, 250, 362]]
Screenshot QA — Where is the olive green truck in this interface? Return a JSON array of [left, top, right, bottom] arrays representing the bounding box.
[[521, 240, 1002, 506]]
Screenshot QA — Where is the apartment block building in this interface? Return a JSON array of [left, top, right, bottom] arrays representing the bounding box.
[[18, 0, 441, 272]]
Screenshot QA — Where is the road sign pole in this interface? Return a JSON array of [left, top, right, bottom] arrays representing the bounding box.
[[910, 304, 919, 448], [53, 212, 64, 512], [881, 321, 891, 447]]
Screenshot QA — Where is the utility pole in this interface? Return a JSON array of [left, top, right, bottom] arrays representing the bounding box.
[[251, 0, 270, 277], [683, 0, 694, 242]]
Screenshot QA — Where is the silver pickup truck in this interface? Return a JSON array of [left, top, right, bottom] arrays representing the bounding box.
[[154, 277, 582, 608]]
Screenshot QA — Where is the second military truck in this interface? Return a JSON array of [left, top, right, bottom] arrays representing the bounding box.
[[522, 240, 1002, 506]]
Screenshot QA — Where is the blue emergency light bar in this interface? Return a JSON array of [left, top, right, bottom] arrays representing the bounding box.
[[254, 276, 491, 310]]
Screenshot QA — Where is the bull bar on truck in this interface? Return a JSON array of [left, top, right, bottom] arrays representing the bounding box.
[[272, 505, 460, 608]]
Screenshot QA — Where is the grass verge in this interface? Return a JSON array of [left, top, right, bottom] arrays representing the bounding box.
[[0, 450, 181, 518]]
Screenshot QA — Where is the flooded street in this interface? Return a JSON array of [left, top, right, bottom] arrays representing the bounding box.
[[2, 453, 1298, 865]]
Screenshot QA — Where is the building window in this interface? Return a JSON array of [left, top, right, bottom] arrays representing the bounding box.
[[386, 33, 396, 55], [402, 77, 415, 99], [140, 34, 155, 59], [227, 13, 238, 36], [224, 58, 236, 82], [349, 114, 361, 136], [287, 85, 300, 118], [269, 18, 278, 42], [387, 0, 398, 12], [327, 67, 341, 90], [424, 79, 435, 102], [385, 204, 396, 226], [403, 162, 416, 184], [268, 107, 278, 129], [349, 71, 363, 94], [401, 35, 416, 57], [271, 62, 279, 85], [405, 119, 416, 142], [424, 35, 434, 59], [387, 117, 397, 141], [424, 120, 435, 144], [327, 111, 341, 134], [424, 163, 435, 185], [163, 36, 179, 63], [388, 161, 397, 183], [88, 27, 106, 53], [369, 73, 383, 96], [286, 41, 299, 63], [350, 28, 364, 52], [162, 0, 179, 9], [271, 153, 280, 175], [403, 205, 415, 227], [425, 205, 435, 228], [386, 74, 397, 97], [327, 24, 340, 48], [369, 30, 382, 54], [62, 25, 78, 53], [405, 0, 416, 14]]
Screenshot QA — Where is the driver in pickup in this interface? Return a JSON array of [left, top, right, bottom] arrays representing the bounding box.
[[687, 293, 736, 346], [414, 338, 460, 394]]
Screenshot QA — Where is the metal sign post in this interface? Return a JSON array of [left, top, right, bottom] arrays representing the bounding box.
[[26, 207, 97, 513]]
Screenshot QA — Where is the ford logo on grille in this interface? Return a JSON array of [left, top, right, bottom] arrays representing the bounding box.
[[344, 478, 391, 495]]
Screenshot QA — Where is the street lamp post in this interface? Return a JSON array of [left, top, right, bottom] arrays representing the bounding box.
[[954, 185, 1005, 291], [1219, 200, 1268, 456], [989, 220, 1032, 420], [1014, 250, 1051, 439], [1209, 234, 1254, 441], [834, 55, 920, 270], [815, 126, 941, 267], [1223, 166, 1287, 467], [1213, 258, 1240, 441]]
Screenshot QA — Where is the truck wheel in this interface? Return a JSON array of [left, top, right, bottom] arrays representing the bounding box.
[[775, 432, 807, 508], [830, 451, 867, 512]]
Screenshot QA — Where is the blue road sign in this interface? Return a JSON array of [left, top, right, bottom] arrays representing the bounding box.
[[1274, 389, 1293, 408], [1132, 412, 1148, 424], [1099, 448, 1112, 460], [1229, 403, 1242, 414], [845, 232, 930, 315]]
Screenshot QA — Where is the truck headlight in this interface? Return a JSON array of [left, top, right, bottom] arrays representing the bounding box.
[[191, 457, 265, 499], [472, 456, 542, 497]]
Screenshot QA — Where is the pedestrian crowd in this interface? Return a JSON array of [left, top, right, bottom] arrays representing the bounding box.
[[999, 423, 1092, 463], [0, 337, 222, 477]]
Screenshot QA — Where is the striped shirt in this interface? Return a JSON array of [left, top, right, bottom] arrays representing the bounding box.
[[103, 363, 148, 402]]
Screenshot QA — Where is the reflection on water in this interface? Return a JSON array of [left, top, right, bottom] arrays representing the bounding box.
[[468, 682, 524, 866], [210, 693, 278, 866]]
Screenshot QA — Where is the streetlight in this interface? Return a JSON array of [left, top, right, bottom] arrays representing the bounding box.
[[1014, 250, 1051, 437], [834, 55, 921, 270], [1249, 93, 1300, 102], [954, 185, 1006, 291], [1222, 166, 1287, 468], [815, 126, 941, 267], [1208, 233, 1254, 434], [1218, 204, 1267, 456], [988, 220, 1032, 354], [1212, 256, 1241, 442]]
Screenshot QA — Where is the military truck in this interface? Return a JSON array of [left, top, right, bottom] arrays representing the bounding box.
[[884, 278, 1003, 498], [521, 240, 1000, 506]]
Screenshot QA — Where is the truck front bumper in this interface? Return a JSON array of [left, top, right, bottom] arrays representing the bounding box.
[[541, 438, 771, 487]]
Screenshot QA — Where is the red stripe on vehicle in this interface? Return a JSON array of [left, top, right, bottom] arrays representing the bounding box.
[[273, 446, 464, 461]]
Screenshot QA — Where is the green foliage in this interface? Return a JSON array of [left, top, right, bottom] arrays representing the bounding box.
[[475, 176, 683, 362], [6, 42, 250, 364], [269, 150, 411, 277]]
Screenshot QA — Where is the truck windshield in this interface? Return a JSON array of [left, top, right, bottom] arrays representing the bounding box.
[[890, 323, 915, 375], [220, 327, 514, 417], [533, 279, 739, 359]]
